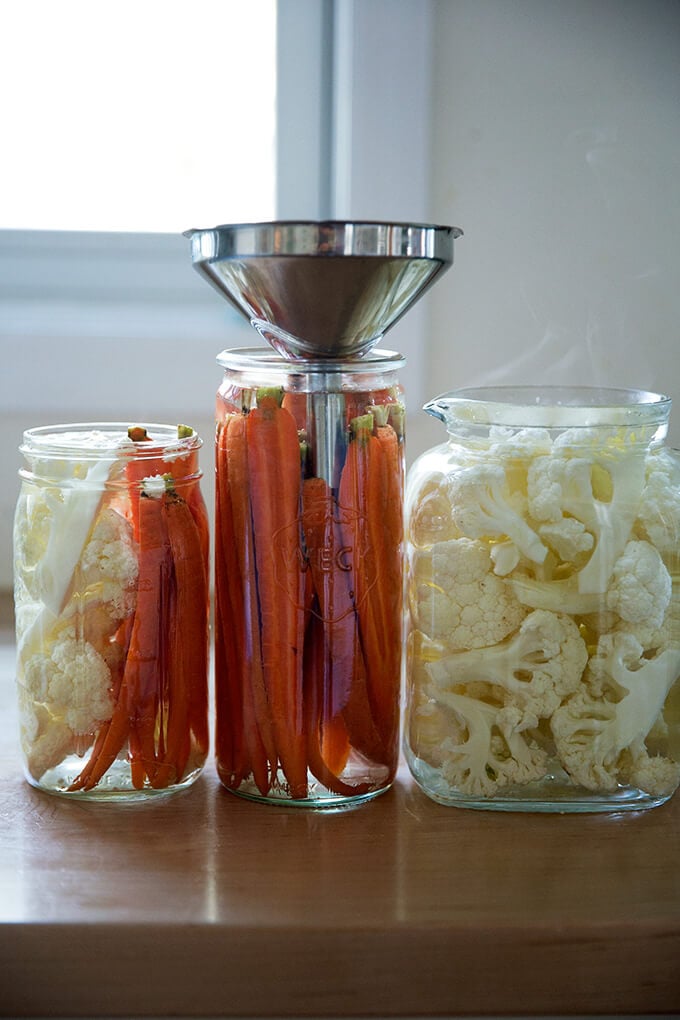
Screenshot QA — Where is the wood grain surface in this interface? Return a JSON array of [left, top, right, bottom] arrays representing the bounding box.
[[1, 643, 679, 1017]]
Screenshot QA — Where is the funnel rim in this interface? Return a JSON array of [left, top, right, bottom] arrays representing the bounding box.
[[185, 219, 461, 262]]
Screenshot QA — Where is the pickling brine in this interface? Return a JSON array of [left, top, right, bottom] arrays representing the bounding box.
[[404, 387, 680, 812], [214, 348, 405, 805], [13, 423, 209, 798]]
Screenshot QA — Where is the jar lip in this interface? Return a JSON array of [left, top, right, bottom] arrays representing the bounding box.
[[425, 385, 672, 428], [217, 346, 407, 373], [20, 422, 202, 459]]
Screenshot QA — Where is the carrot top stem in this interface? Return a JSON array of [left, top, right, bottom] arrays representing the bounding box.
[[128, 426, 151, 443], [256, 386, 285, 408], [349, 413, 374, 442], [367, 404, 390, 428], [387, 403, 405, 438]]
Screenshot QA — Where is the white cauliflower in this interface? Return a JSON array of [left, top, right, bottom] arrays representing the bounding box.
[[17, 627, 116, 783], [18, 698, 76, 782], [412, 537, 526, 650], [15, 500, 138, 781], [73, 506, 139, 622], [14, 455, 119, 615], [635, 447, 680, 555], [427, 609, 588, 730], [22, 630, 113, 735], [537, 517, 594, 562], [551, 632, 680, 798], [425, 688, 548, 797], [606, 540, 671, 629], [527, 438, 647, 594], [487, 426, 553, 462], [448, 463, 547, 566], [509, 539, 672, 629]]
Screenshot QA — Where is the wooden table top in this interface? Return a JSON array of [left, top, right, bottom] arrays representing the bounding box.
[[1, 640, 679, 1017]]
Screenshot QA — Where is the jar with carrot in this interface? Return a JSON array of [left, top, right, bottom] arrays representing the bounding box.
[[13, 422, 210, 798], [214, 348, 406, 805]]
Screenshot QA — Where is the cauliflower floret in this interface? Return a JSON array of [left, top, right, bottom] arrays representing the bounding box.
[[527, 442, 647, 594], [428, 688, 548, 797], [487, 426, 553, 462], [76, 506, 139, 620], [606, 540, 671, 629], [448, 463, 547, 566], [22, 631, 113, 735], [412, 537, 526, 650], [14, 455, 119, 616], [635, 448, 680, 555], [427, 609, 588, 730], [509, 539, 672, 630], [537, 517, 594, 562], [551, 632, 680, 798]]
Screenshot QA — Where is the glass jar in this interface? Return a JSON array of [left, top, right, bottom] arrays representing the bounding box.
[[14, 422, 210, 799], [404, 386, 680, 812], [215, 347, 406, 806]]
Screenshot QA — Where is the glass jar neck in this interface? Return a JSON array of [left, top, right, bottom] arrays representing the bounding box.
[[20, 422, 203, 484], [217, 346, 406, 393], [425, 385, 671, 447]]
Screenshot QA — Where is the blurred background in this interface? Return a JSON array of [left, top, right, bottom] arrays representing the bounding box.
[[1, 0, 679, 594]]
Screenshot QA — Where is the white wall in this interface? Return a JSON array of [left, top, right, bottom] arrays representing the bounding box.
[[421, 0, 680, 457], [2, 0, 680, 596]]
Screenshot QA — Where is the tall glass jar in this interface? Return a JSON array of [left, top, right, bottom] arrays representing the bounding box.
[[14, 423, 210, 799], [215, 347, 406, 806], [404, 386, 680, 812]]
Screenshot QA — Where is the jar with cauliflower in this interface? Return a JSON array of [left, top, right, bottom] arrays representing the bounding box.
[[14, 423, 210, 798], [405, 387, 680, 812]]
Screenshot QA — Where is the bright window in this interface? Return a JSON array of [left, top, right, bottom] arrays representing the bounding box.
[[0, 0, 277, 233]]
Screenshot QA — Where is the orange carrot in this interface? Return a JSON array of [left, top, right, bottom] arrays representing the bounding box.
[[371, 406, 405, 751], [125, 491, 172, 787], [303, 614, 370, 797], [151, 487, 209, 788], [247, 388, 308, 799], [302, 473, 386, 766], [225, 413, 276, 794], [338, 412, 401, 769], [302, 476, 357, 714], [281, 390, 309, 432], [214, 419, 249, 789]]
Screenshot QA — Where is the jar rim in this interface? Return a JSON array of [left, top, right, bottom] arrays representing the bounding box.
[[217, 346, 406, 373], [20, 422, 202, 460], [425, 385, 672, 429]]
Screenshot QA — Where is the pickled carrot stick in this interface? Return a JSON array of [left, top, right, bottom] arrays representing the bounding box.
[[372, 409, 405, 751], [225, 413, 276, 793], [125, 492, 172, 786], [302, 474, 386, 765], [301, 476, 357, 714], [321, 712, 351, 777], [152, 488, 209, 789], [303, 614, 370, 797], [339, 413, 400, 765], [78, 674, 132, 792], [281, 390, 309, 432], [214, 420, 248, 788], [164, 489, 209, 756], [247, 389, 308, 799]]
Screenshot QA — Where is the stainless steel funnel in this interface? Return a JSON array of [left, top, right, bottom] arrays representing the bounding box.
[[185, 220, 461, 359]]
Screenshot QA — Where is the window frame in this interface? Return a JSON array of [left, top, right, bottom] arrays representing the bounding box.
[[0, 0, 435, 419]]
